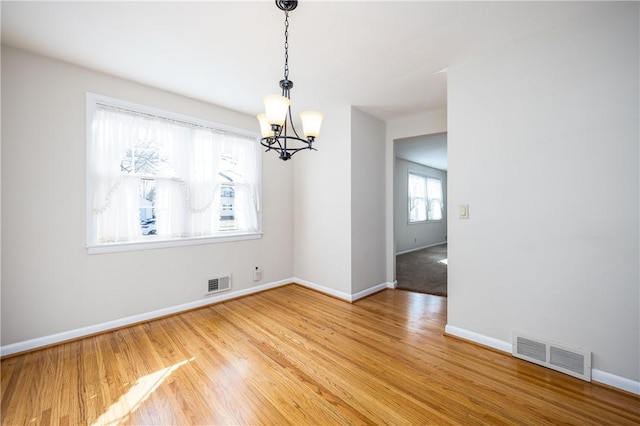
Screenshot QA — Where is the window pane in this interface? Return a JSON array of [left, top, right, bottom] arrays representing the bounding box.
[[428, 199, 442, 221], [408, 173, 443, 222], [121, 139, 162, 174], [219, 184, 235, 230], [139, 179, 156, 235], [408, 173, 427, 222], [426, 177, 443, 221]]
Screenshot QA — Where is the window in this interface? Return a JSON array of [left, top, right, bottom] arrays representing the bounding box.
[[87, 93, 261, 253], [408, 172, 443, 223]]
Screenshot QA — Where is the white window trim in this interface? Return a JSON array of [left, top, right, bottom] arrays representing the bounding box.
[[87, 232, 263, 255], [86, 92, 262, 254], [407, 170, 444, 224]]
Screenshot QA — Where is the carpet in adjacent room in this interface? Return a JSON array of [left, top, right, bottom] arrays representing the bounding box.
[[396, 244, 447, 296]]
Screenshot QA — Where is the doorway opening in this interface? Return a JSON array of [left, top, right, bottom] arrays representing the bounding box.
[[393, 132, 448, 297]]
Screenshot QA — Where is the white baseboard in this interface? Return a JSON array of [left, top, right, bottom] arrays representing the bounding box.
[[396, 241, 447, 256], [292, 278, 394, 303], [1, 278, 398, 357], [352, 282, 389, 301], [444, 324, 513, 353], [292, 277, 353, 301], [0, 278, 291, 357], [445, 324, 640, 395], [592, 369, 640, 395]]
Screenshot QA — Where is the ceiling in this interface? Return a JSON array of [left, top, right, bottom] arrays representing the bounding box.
[[1, 1, 601, 169], [1, 1, 601, 123], [396, 133, 447, 171]]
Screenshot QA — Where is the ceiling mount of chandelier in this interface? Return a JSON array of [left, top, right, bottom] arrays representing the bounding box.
[[257, 0, 324, 161]]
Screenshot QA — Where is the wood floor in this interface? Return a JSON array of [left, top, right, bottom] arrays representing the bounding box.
[[2, 285, 639, 425]]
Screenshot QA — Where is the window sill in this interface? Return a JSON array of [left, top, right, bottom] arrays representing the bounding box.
[[87, 231, 263, 254]]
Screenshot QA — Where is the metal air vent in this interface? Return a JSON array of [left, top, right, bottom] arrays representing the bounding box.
[[513, 331, 591, 381], [207, 275, 231, 295]]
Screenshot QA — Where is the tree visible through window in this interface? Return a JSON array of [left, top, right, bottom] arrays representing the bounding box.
[[88, 96, 261, 247], [408, 172, 443, 222]]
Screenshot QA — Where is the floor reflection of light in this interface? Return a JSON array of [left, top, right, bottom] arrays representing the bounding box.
[[406, 291, 446, 334], [407, 294, 427, 331], [439, 258, 448, 265], [91, 357, 194, 426]]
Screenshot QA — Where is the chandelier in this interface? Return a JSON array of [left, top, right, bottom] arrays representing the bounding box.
[[257, 0, 323, 161]]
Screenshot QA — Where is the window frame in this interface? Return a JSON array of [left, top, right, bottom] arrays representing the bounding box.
[[86, 92, 262, 254], [407, 171, 444, 224]]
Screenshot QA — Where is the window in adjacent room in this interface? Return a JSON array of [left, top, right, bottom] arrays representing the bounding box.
[[86, 93, 261, 253], [408, 172, 443, 223]]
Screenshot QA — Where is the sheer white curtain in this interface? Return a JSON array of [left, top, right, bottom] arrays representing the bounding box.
[[146, 124, 255, 237], [155, 179, 187, 238], [155, 121, 190, 238], [91, 108, 143, 243], [91, 104, 259, 244], [226, 134, 259, 232], [185, 128, 223, 236]]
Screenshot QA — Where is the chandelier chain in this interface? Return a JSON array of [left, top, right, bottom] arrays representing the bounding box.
[[283, 11, 289, 80]]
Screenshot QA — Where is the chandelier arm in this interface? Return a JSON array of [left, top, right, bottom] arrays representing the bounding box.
[[259, 133, 314, 160], [260, 138, 276, 150], [261, 135, 311, 146], [260, 138, 287, 156], [287, 106, 302, 139], [274, 131, 285, 152], [285, 144, 316, 159], [260, 135, 311, 146], [282, 120, 289, 154], [260, 142, 275, 153]]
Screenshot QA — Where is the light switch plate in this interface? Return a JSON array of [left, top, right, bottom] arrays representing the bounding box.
[[459, 204, 469, 219]]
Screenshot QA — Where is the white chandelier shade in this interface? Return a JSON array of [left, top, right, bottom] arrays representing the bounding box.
[[299, 111, 324, 138], [262, 94, 290, 127]]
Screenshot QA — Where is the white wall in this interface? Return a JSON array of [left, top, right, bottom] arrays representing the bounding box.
[[385, 109, 448, 283], [1, 46, 294, 346], [394, 158, 447, 254], [293, 105, 352, 295], [351, 107, 386, 293], [447, 3, 639, 383], [293, 106, 389, 298]]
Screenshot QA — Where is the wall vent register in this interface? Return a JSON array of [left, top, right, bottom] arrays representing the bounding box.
[[512, 331, 591, 382], [207, 275, 231, 295]]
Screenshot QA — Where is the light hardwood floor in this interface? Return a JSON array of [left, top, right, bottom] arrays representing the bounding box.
[[2, 285, 639, 425]]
